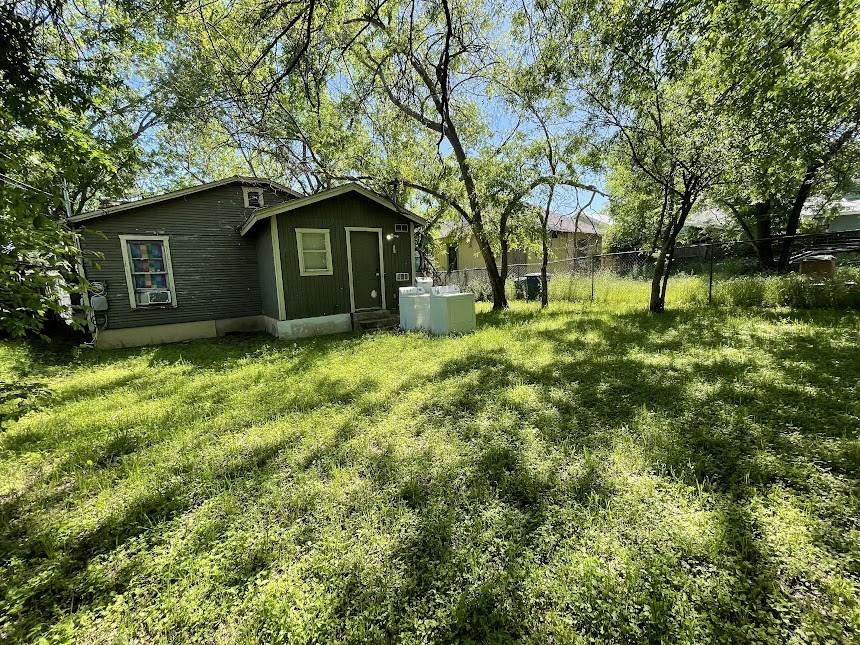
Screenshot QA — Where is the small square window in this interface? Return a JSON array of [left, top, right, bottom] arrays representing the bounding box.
[[394, 223, 409, 233], [243, 187, 265, 208]]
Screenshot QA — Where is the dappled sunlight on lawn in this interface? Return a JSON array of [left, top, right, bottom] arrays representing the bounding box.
[[1, 302, 859, 642]]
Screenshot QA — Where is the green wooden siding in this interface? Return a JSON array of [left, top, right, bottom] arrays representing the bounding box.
[[254, 219, 280, 319], [276, 193, 414, 320], [79, 183, 293, 329]]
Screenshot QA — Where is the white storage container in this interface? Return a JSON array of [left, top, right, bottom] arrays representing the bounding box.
[[415, 277, 433, 294], [429, 292, 476, 336], [399, 286, 431, 331], [431, 285, 460, 295]]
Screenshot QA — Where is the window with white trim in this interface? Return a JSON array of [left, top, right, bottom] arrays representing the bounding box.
[[119, 236, 177, 308], [243, 186, 265, 208], [295, 228, 333, 276]]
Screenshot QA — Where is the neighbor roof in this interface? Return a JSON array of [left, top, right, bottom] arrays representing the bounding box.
[[835, 193, 860, 216], [546, 211, 611, 235], [437, 210, 611, 239], [683, 192, 860, 231], [239, 182, 427, 236], [69, 176, 302, 223]]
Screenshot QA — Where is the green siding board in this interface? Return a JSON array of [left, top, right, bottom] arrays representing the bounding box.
[[277, 193, 414, 320], [78, 183, 294, 329], [254, 220, 280, 319]]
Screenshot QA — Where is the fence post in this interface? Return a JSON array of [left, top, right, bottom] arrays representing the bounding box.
[[708, 243, 714, 304], [590, 253, 596, 302]]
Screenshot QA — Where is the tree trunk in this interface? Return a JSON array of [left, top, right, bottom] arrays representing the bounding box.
[[752, 202, 776, 270], [489, 270, 507, 310], [540, 185, 554, 308], [471, 223, 508, 310], [540, 235, 549, 308], [723, 198, 776, 271], [649, 241, 671, 313], [649, 198, 692, 313], [777, 165, 816, 272], [775, 124, 857, 272]]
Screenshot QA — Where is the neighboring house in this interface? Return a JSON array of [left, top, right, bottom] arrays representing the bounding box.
[[683, 191, 860, 235], [827, 193, 860, 232], [436, 211, 609, 272], [71, 177, 425, 349]]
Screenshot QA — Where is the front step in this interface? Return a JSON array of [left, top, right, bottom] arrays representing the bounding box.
[[353, 310, 400, 331]]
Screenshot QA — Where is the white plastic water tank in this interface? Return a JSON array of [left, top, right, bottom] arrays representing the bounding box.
[[398, 286, 431, 331], [429, 292, 476, 335]]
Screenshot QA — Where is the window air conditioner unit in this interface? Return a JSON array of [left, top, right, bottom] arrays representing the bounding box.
[[139, 289, 172, 305]]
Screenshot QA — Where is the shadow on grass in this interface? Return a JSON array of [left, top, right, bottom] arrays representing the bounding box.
[[1, 304, 858, 641], [400, 305, 859, 639]]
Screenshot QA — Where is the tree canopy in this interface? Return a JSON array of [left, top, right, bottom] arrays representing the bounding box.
[[2, 0, 859, 332]]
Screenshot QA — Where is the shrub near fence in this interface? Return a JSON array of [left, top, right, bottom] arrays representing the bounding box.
[[438, 232, 860, 309], [713, 268, 860, 309]]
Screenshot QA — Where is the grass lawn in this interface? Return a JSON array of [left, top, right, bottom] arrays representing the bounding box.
[[1, 302, 859, 643]]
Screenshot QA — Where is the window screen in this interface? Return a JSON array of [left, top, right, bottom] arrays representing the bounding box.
[[296, 229, 332, 275]]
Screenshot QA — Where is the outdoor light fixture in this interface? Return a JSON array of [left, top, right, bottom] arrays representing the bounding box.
[[386, 233, 395, 241]]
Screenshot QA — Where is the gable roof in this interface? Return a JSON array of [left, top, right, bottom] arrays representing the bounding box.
[[437, 210, 611, 239], [69, 176, 302, 224], [239, 182, 426, 236], [546, 211, 611, 235]]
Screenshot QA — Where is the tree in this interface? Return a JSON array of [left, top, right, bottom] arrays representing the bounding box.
[[154, 0, 604, 310], [347, 1, 613, 309], [0, 0, 192, 336], [533, 0, 860, 308], [145, 0, 358, 192], [708, 0, 860, 270], [534, 0, 730, 311], [0, 1, 110, 337]]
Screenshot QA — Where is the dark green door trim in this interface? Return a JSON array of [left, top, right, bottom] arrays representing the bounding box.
[[345, 227, 385, 311]]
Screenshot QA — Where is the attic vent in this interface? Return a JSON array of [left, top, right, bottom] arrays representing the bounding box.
[[394, 223, 409, 233], [243, 187, 264, 208]]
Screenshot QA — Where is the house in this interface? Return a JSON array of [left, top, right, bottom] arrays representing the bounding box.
[[436, 211, 608, 272], [70, 177, 425, 349], [827, 192, 860, 232], [683, 190, 860, 236]]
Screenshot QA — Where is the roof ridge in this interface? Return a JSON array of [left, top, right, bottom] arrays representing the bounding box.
[[69, 176, 301, 223]]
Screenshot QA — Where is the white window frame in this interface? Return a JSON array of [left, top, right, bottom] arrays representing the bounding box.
[[119, 234, 178, 309], [243, 186, 265, 208], [295, 228, 333, 276]]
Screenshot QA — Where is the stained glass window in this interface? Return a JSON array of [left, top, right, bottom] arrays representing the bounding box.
[[127, 240, 171, 303]]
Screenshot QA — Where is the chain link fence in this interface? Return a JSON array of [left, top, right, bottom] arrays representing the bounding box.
[[437, 232, 860, 309]]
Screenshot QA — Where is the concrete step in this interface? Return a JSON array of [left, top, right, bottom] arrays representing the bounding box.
[[354, 310, 400, 330]]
